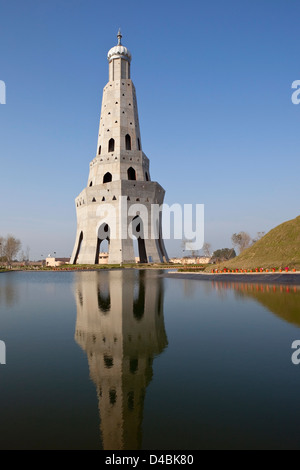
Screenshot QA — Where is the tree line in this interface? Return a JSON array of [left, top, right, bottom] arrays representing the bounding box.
[[203, 231, 265, 263], [0, 235, 22, 268]]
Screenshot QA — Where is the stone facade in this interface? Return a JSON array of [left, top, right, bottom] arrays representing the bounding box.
[[70, 31, 168, 265]]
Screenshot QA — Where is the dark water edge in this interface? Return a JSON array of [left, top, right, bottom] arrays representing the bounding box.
[[165, 272, 300, 285]]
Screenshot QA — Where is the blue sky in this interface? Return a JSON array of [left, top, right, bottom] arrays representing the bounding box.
[[0, 0, 299, 259]]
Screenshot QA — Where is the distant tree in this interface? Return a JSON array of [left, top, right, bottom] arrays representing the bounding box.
[[231, 232, 251, 253], [252, 231, 265, 244], [212, 248, 236, 262], [202, 242, 211, 258], [4, 235, 21, 268], [20, 246, 30, 266]]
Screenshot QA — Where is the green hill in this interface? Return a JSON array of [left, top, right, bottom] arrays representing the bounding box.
[[210, 215, 300, 270]]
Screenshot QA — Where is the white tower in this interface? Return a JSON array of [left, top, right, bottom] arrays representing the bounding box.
[[70, 31, 169, 264]]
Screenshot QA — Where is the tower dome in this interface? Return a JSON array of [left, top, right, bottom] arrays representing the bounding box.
[[107, 29, 132, 63]]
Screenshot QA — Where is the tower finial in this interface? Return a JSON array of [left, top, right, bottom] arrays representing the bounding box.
[[117, 28, 122, 45]]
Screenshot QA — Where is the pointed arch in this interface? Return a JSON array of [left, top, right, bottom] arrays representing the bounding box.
[[125, 134, 131, 150], [127, 167, 136, 181], [108, 138, 115, 153], [103, 172, 112, 183], [132, 215, 147, 264], [98, 145, 101, 155], [97, 286, 111, 314], [95, 223, 110, 264]]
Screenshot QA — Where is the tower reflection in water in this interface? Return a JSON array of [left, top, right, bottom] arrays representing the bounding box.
[[74, 269, 168, 450]]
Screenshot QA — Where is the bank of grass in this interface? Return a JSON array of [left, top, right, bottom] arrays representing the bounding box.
[[1, 263, 202, 272], [38, 263, 178, 271], [205, 215, 300, 272], [41, 264, 122, 270], [178, 265, 207, 272]]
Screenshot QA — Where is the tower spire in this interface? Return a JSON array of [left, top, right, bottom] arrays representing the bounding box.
[[117, 28, 122, 45]]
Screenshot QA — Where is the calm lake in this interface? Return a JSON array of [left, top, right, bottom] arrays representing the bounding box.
[[0, 269, 300, 450]]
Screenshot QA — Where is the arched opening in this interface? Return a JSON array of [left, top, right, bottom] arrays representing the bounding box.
[[125, 134, 131, 150], [103, 172, 112, 183], [158, 234, 168, 262], [133, 270, 145, 320], [145, 172, 149, 181], [132, 216, 147, 264], [73, 231, 83, 265], [127, 167, 136, 181], [157, 215, 168, 262], [108, 138, 115, 153], [95, 223, 110, 264], [109, 389, 117, 405], [137, 138, 141, 151], [97, 286, 111, 314], [89, 181, 93, 187], [104, 355, 113, 369], [129, 358, 139, 374], [98, 145, 101, 155]]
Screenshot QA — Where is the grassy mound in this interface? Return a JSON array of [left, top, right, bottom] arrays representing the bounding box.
[[208, 215, 300, 270]]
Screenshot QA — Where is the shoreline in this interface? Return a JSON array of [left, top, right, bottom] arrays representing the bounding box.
[[2, 268, 300, 285], [164, 272, 300, 285]]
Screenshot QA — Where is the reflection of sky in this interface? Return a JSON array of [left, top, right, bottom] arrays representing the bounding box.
[[143, 277, 300, 449]]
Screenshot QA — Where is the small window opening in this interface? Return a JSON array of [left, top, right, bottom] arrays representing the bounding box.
[[103, 172, 112, 183], [108, 138, 115, 152], [127, 167, 136, 181], [125, 134, 131, 151]]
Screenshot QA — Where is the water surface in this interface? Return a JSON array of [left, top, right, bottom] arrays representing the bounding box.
[[0, 270, 300, 449]]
